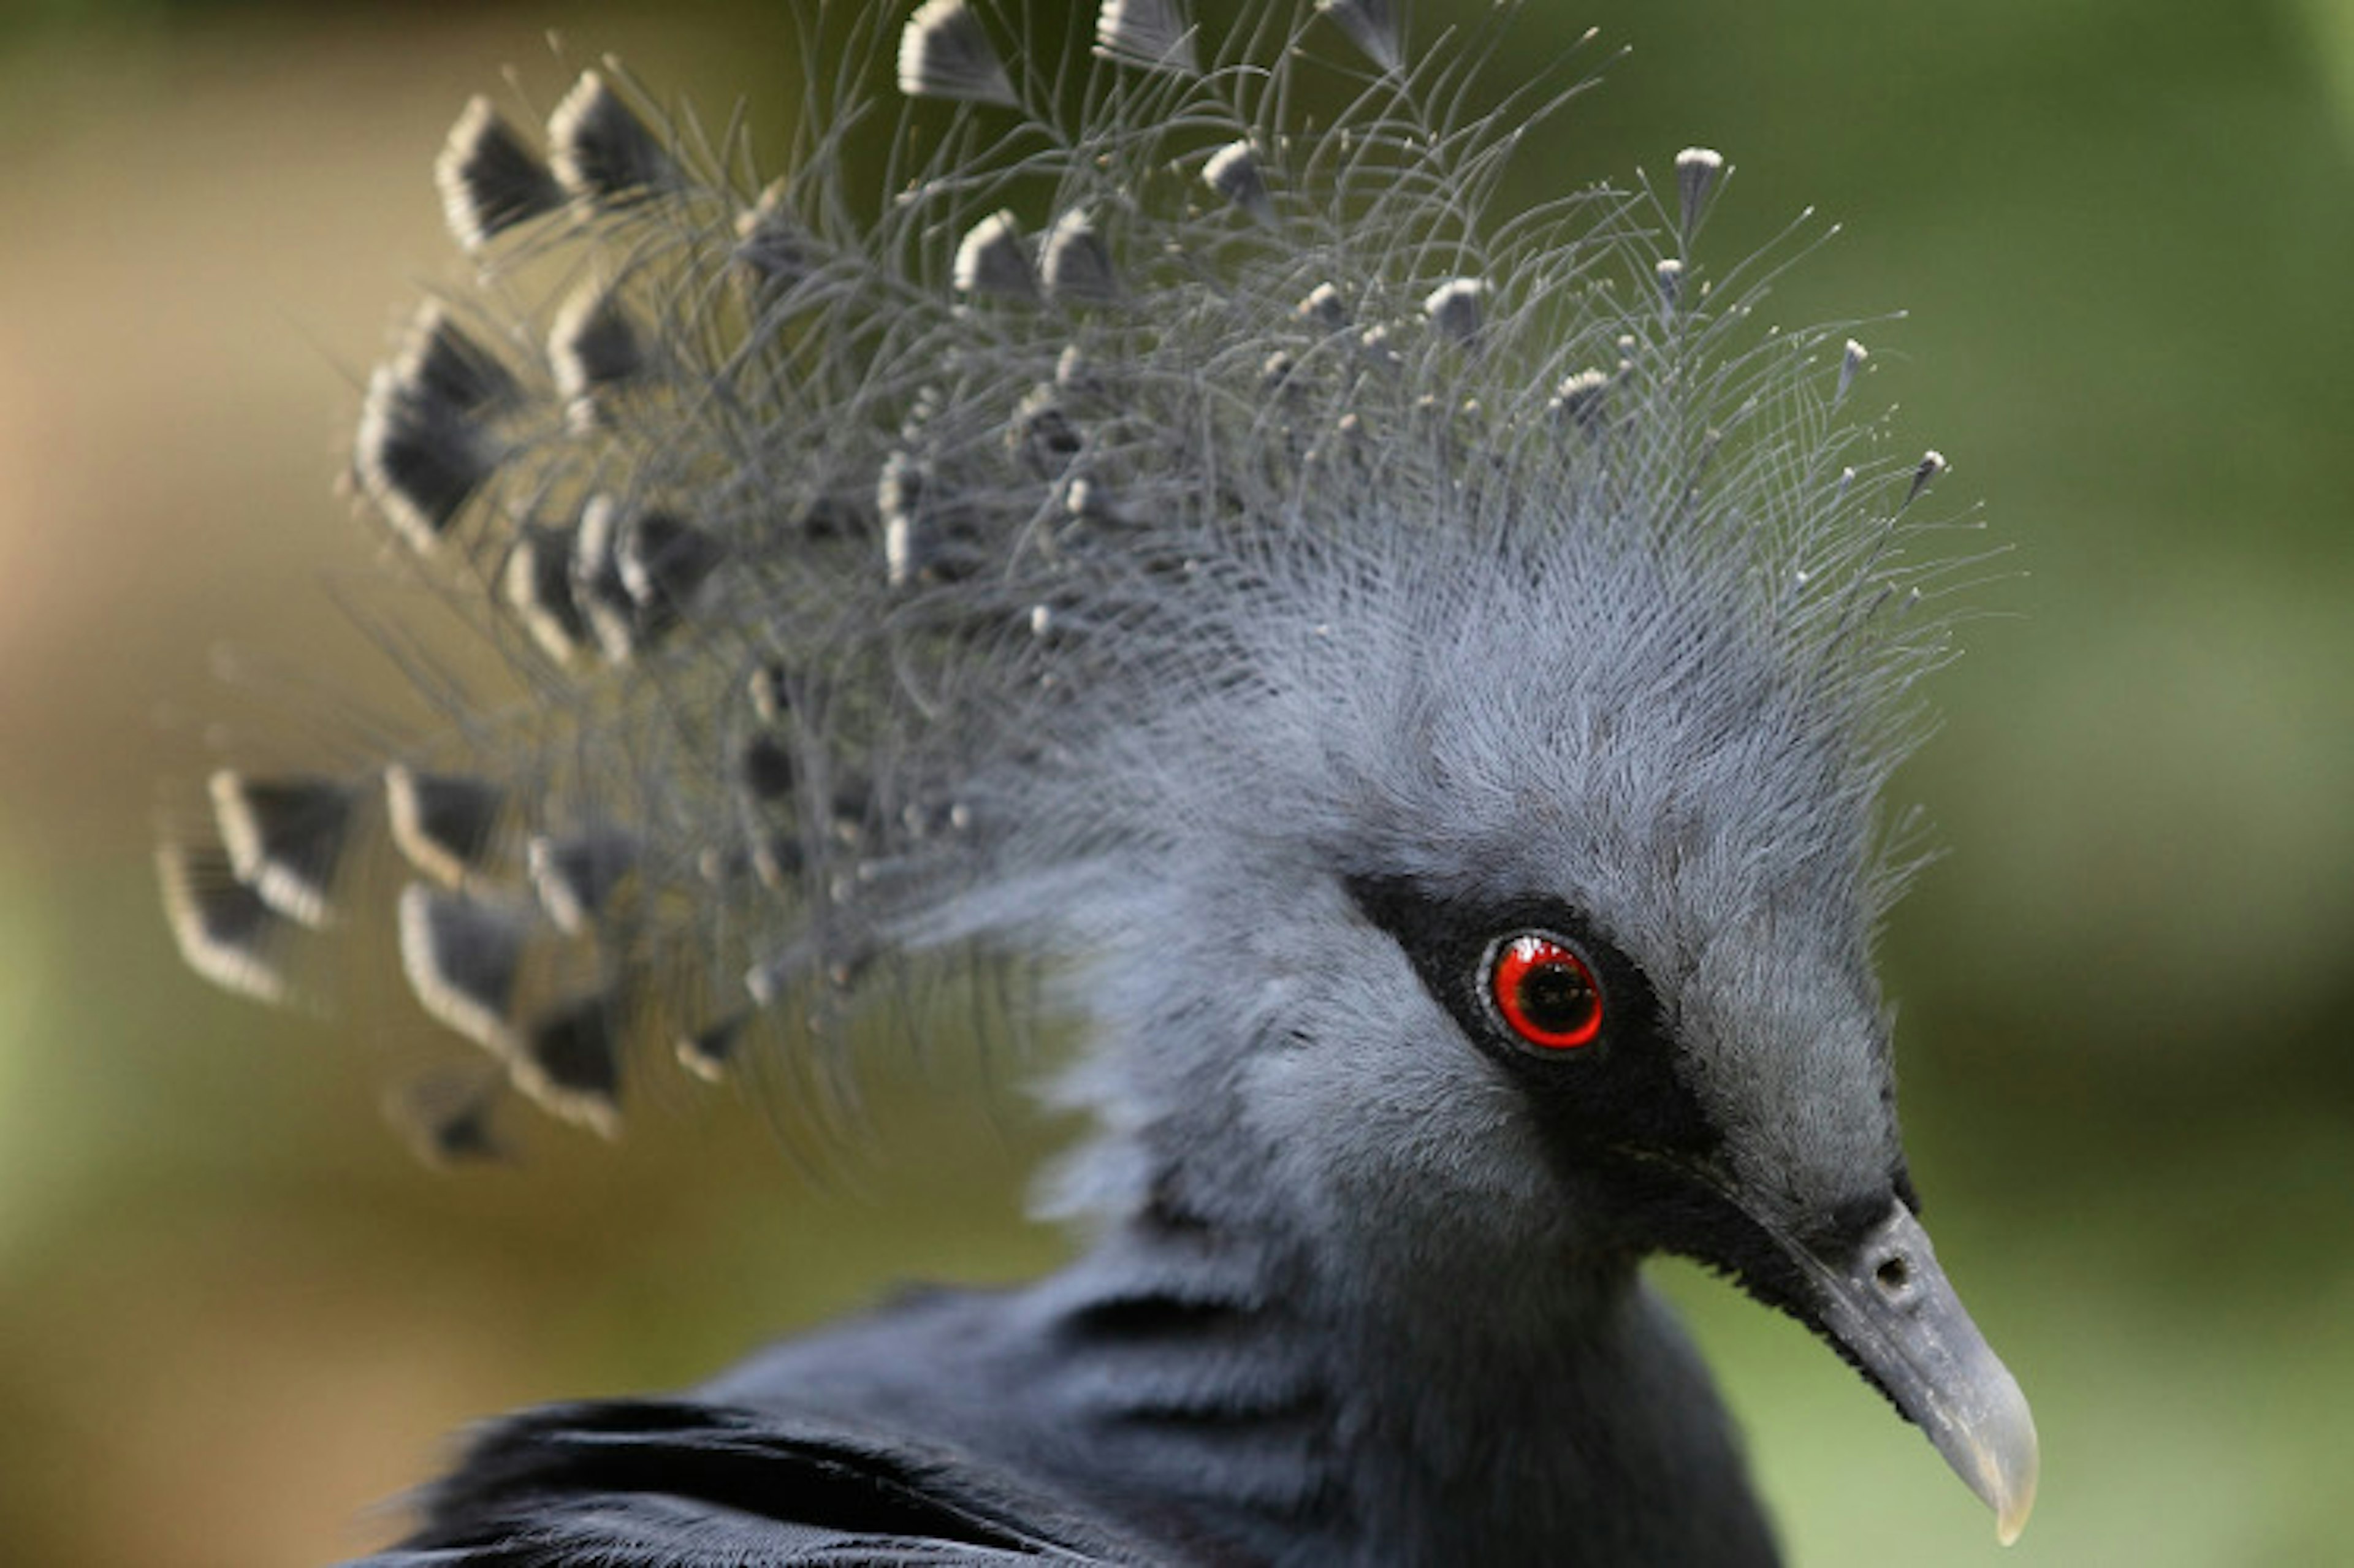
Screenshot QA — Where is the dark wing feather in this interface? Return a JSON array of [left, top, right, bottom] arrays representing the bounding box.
[[349, 1400, 1138, 1567]]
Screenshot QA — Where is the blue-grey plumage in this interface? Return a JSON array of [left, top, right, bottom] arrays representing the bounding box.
[[161, 1, 2036, 1561]]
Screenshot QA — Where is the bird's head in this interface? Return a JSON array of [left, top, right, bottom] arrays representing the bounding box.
[[156, 0, 2036, 1541], [1008, 514, 2035, 1537]]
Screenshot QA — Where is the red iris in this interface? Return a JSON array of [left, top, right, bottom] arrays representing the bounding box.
[[1488, 934, 1604, 1051]]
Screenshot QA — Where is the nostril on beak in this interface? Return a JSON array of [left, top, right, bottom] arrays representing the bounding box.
[[1874, 1252, 1913, 1298]]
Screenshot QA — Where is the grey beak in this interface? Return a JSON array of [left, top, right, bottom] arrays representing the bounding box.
[[1800, 1203, 2040, 1543]]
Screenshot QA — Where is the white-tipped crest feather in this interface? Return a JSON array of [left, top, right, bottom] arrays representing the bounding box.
[[170, 1, 1967, 1155]]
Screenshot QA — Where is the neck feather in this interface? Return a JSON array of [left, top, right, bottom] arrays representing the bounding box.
[[1024, 1163, 1762, 1564]]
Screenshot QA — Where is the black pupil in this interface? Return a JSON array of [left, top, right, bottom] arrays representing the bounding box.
[[1519, 959, 1596, 1034]]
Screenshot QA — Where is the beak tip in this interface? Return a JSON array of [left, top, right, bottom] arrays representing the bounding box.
[[1996, 1488, 2034, 1546], [1992, 1477, 2034, 1547], [1975, 1389, 2039, 1546]]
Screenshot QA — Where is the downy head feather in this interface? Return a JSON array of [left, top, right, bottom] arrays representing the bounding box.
[[164, 0, 1971, 1186]]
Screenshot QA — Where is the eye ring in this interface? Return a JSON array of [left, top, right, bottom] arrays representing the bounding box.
[[1485, 932, 1605, 1052]]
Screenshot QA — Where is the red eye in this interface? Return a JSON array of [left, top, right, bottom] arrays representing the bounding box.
[[1488, 934, 1604, 1051]]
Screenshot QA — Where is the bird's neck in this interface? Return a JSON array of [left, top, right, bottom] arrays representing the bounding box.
[[1026, 1176, 1772, 1564]]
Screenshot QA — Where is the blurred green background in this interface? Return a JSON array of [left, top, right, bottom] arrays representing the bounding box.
[[2, 0, 2350, 1563]]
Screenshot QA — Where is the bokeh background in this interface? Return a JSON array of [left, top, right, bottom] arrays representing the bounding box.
[[3, 0, 2350, 1562]]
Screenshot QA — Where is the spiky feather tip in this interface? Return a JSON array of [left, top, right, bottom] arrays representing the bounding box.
[[162, 0, 1970, 1154]]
